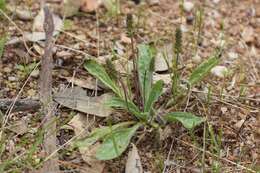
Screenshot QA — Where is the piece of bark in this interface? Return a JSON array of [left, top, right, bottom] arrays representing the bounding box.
[[39, 6, 59, 173], [0, 99, 41, 112]]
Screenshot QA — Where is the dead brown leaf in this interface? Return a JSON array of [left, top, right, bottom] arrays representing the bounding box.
[[54, 87, 113, 117], [68, 113, 105, 173], [155, 43, 173, 72], [125, 144, 143, 173], [7, 118, 28, 135], [60, 76, 101, 91]]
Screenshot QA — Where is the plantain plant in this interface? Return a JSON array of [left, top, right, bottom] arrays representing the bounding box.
[[77, 43, 210, 160]]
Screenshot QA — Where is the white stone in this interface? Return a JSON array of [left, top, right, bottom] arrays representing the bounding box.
[[212, 0, 221, 4], [148, 0, 160, 5], [192, 54, 202, 63], [7, 6, 34, 20], [8, 76, 17, 81], [183, 1, 194, 12], [211, 66, 228, 78], [228, 52, 238, 60], [31, 69, 39, 77], [180, 24, 189, 32], [3, 67, 12, 73]]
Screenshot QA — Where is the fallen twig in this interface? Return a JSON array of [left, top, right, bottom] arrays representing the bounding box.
[[39, 6, 59, 173], [0, 99, 41, 112]]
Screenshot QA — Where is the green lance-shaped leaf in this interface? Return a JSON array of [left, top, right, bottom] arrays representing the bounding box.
[[84, 59, 123, 98], [106, 97, 144, 120], [188, 55, 220, 86], [0, 36, 6, 59], [0, 0, 6, 10], [75, 122, 134, 149], [95, 123, 141, 160], [163, 112, 205, 129], [137, 44, 156, 105], [144, 80, 164, 113]]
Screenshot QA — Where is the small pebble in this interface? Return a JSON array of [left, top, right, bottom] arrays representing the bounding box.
[[56, 51, 72, 58], [212, 0, 221, 4], [183, 1, 194, 12], [15, 9, 34, 20], [148, 0, 160, 5], [7, 6, 34, 21], [180, 24, 189, 32], [3, 67, 12, 73], [220, 107, 228, 114], [192, 54, 202, 63], [228, 52, 238, 60], [242, 27, 254, 43], [211, 66, 228, 78], [8, 76, 17, 81], [27, 89, 36, 97], [186, 63, 193, 69], [31, 69, 40, 77]]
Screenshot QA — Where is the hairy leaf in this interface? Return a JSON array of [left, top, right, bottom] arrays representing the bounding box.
[[106, 97, 143, 120], [164, 112, 204, 129], [188, 56, 220, 86], [137, 44, 156, 105], [95, 123, 141, 160], [144, 80, 163, 112], [76, 122, 134, 149], [84, 59, 123, 98]]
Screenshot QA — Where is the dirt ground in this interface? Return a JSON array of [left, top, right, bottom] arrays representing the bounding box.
[[0, 0, 259, 172]]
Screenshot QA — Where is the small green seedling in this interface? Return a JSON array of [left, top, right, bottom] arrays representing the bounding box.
[[79, 43, 205, 160], [16, 62, 37, 76], [0, 36, 6, 59]]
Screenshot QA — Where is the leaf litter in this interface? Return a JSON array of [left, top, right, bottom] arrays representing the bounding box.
[[125, 144, 143, 173], [54, 87, 113, 117]]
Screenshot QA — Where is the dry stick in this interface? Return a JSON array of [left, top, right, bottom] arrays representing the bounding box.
[[39, 6, 59, 173], [0, 99, 41, 112]]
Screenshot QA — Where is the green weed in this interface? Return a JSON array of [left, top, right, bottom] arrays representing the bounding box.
[[0, 35, 6, 59], [16, 62, 38, 77], [80, 41, 205, 160]]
